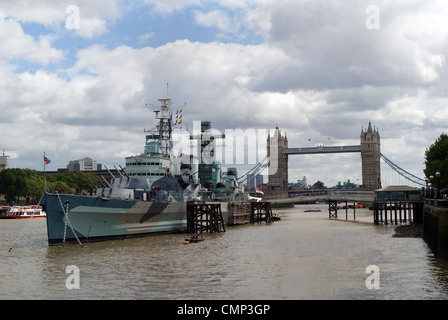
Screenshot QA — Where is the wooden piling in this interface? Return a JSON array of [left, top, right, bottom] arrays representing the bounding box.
[[373, 201, 423, 225], [251, 202, 274, 223], [328, 200, 338, 219], [187, 202, 226, 234]]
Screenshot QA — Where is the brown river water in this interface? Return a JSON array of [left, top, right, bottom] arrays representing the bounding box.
[[1, 204, 448, 300]]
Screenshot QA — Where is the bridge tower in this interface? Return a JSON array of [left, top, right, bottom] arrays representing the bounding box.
[[266, 125, 288, 196], [360, 121, 381, 190]]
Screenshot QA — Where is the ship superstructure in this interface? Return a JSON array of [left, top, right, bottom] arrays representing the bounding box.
[[44, 96, 200, 245], [124, 98, 175, 191], [44, 93, 257, 245]]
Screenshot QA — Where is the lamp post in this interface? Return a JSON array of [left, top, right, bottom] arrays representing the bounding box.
[[425, 177, 429, 198], [430, 175, 434, 199], [436, 172, 441, 199]]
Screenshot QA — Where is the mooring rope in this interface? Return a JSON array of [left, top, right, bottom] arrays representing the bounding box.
[[56, 194, 83, 247]]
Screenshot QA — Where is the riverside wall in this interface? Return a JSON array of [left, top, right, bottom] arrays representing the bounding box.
[[424, 203, 448, 260]]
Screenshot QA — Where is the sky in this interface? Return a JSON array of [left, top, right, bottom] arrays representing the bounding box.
[[1, 0, 447, 188]]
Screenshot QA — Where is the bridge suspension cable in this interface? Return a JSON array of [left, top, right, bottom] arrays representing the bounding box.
[[237, 156, 268, 184], [378, 152, 425, 186]]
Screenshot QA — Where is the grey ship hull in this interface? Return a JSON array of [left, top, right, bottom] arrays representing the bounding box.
[[44, 192, 188, 245]]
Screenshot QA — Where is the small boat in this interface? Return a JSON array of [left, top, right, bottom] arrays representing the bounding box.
[[183, 234, 204, 244], [0, 205, 46, 219], [342, 204, 366, 209], [0, 206, 11, 215]]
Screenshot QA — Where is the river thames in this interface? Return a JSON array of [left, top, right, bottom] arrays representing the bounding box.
[[1, 204, 447, 300]]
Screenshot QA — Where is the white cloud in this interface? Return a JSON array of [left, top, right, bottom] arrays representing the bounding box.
[[194, 10, 232, 31], [1, 0, 447, 187], [143, 0, 202, 13], [138, 32, 154, 45], [0, 0, 121, 38], [0, 16, 63, 64]]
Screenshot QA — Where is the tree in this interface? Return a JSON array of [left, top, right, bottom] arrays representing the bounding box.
[[424, 133, 448, 190], [0, 167, 100, 204], [26, 174, 45, 204], [50, 171, 95, 194], [0, 168, 27, 204], [49, 181, 73, 194]]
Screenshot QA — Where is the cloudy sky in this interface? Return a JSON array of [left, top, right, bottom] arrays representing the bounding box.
[[1, 0, 447, 187]]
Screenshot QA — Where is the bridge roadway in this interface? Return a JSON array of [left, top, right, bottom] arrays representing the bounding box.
[[282, 145, 362, 155], [266, 190, 375, 207]]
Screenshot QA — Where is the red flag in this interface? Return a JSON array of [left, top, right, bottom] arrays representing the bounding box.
[[44, 156, 51, 165]]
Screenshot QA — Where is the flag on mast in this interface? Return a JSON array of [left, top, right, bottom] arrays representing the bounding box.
[[43, 153, 50, 192], [175, 106, 184, 126]]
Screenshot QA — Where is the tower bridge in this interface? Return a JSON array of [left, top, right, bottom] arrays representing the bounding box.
[[266, 120, 381, 196], [238, 120, 424, 198]]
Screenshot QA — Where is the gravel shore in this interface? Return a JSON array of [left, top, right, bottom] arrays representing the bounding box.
[[393, 223, 423, 238]]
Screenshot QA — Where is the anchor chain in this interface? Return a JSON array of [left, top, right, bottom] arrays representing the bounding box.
[[56, 194, 83, 247], [8, 210, 35, 252]]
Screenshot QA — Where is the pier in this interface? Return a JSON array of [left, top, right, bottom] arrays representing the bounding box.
[[186, 202, 226, 234], [250, 202, 274, 223], [373, 201, 423, 225], [226, 201, 275, 226]]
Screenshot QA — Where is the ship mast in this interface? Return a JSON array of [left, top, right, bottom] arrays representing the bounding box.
[[143, 84, 174, 157], [155, 97, 173, 157]]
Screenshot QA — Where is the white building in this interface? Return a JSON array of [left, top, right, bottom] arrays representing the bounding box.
[[0, 151, 10, 170]]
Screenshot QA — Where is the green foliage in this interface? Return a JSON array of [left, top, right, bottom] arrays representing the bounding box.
[[0, 169, 97, 204], [46, 171, 95, 194], [0, 168, 27, 204], [24, 171, 45, 203], [424, 133, 448, 189]]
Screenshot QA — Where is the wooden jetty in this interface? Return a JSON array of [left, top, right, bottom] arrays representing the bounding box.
[[250, 202, 274, 223], [373, 201, 423, 225], [328, 200, 358, 220], [328, 200, 338, 219], [186, 202, 226, 234], [226, 201, 275, 226]]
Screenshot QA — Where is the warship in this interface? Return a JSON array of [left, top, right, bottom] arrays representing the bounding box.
[[43, 96, 249, 245]]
